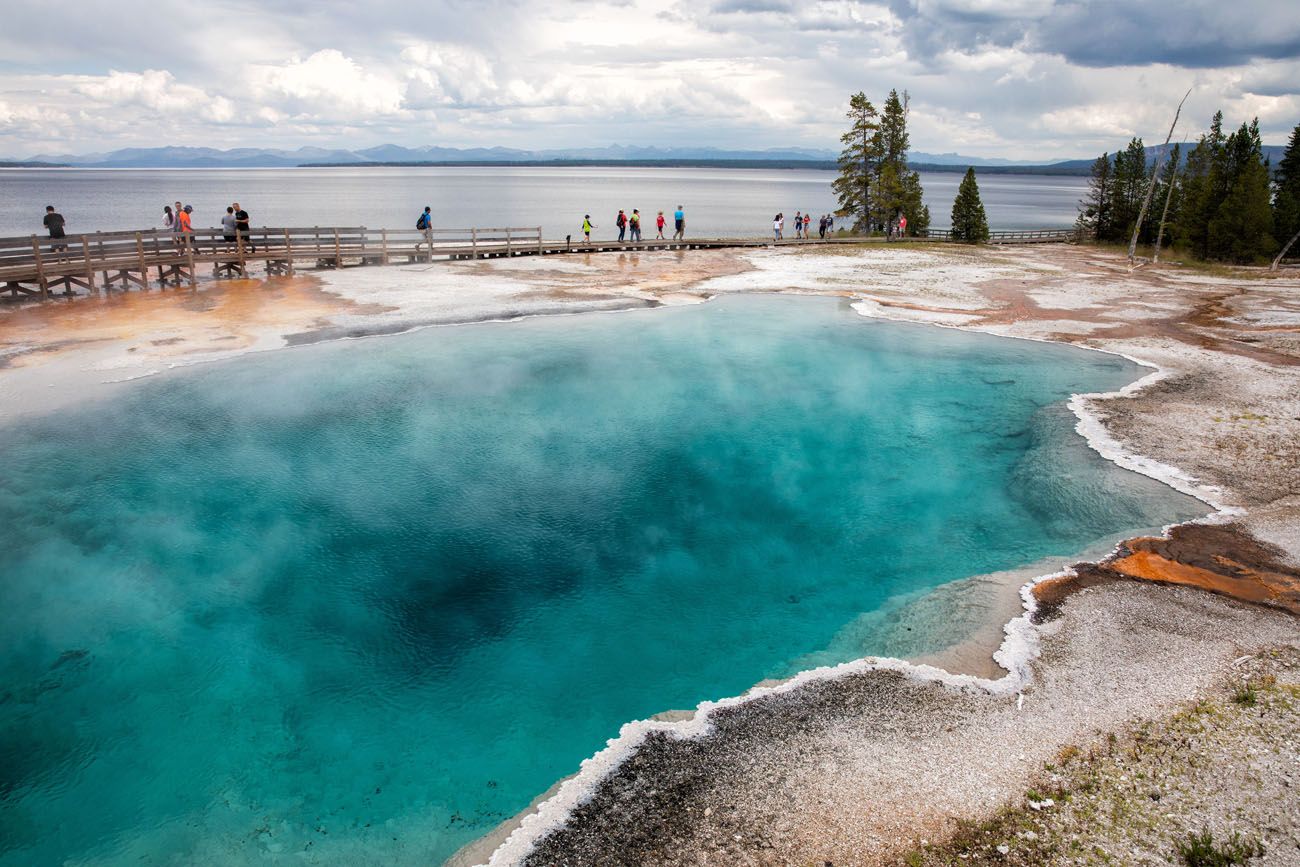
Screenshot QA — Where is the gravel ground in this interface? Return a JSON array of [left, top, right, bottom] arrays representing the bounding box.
[[901, 645, 1300, 866], [519, 584, 1299, 866]]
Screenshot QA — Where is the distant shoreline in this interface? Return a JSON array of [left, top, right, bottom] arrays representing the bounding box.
[[296, 158, 1093, 176], [1, 159, 1091, 176]]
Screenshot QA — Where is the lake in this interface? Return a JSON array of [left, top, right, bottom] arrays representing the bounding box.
[[0, 166, 1086, 239]]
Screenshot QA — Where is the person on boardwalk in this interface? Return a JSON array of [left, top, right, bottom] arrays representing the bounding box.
[[171, 201, 184, 248], [232, 202, 255, 252], [221, 207, 238, 246], [673, 205, 685, 240], [177, 204, 194, 249], [656, 211, 666, 239], [773, 213, 783, 241], [416, 206, 432, 252], [582, 215, 595, 243], [630, 209, 642, 242], [898, 214, 908, 238], [794, 212, 803, 239], [163, 205, 176, 233], [818, 214, 827, 239], [615, 209, 627, 241], [43, 205, 67, 254]]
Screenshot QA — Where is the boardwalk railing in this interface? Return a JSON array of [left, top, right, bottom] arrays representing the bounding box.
[[1, 226, 545, 298], [918, 228, 1083, 244], [2, 224, 1084, 300]]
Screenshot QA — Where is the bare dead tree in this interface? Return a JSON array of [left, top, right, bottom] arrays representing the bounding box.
[[1129, 87, 1192, 265], [1272, 228, 1300, 271], [1152, 135, 1187, 263]]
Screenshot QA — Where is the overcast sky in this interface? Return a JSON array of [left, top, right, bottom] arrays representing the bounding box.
[[2, 0, 1297, 160]]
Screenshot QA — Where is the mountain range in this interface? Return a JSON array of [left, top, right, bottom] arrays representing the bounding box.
[[7, 143, 1286, 171]]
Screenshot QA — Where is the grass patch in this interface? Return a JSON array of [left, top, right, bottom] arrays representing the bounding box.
[[1230, 679, 1258, 707], [1175, 828, 1265, 865]]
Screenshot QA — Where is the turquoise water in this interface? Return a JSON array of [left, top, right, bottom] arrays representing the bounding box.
[[0, 295, 1201, 865]]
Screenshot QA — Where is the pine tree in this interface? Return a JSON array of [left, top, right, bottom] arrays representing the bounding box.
[[1175, 112, 1228, 258], [1109, 138, 1149, 243], [1078, 154, 1113, 240], [1273, 123, 1300, 250], [833, 92, 881, 233], [1207, 121, 1276, 263], [950, 168, 989, 242]]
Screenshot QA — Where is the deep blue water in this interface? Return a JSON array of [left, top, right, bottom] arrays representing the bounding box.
[[0, 166, 1087, 238], [0, 295, 1200, 865]]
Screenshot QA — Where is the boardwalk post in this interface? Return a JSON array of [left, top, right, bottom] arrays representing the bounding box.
[[381, 229, 390, 265], [537, 227, 543, 255], [334, 228, 342, 267], [237, 231, 247, 277], [185, 235, 197, 287], [471, 228, 478, 259], [506, 228, 512, 256], [31, 236, 49, 299], [284, 229, 295, 276], [81, 237, 97, 294], [97, 232, 109, 290], [135, 233, 149, 290]]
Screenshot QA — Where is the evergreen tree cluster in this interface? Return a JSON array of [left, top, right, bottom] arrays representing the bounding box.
[[833, 89, 931, 236], [1077, 113, 1300, 264]]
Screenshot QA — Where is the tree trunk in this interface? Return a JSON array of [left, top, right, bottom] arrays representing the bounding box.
[[1129, 87, 1192, 264], [1152, 138, 1185, 263], [1271, 228, 1300, 270]]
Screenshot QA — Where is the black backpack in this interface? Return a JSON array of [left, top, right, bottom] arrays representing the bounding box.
[[417, 213, 430, 230]]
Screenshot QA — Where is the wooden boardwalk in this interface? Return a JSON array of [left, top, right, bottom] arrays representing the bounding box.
[[1, 225, 1081, 300]]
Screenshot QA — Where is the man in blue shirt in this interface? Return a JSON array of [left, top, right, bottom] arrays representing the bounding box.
[[673, 205, 685, 240]]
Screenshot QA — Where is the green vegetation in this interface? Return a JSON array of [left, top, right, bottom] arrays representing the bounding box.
[[833, 89, 930, 236], [1079, 114, 1300, 265], [1175, 829, 1265, 866], [1230, 678, 1257, 706], [949, 168, 989, 242]]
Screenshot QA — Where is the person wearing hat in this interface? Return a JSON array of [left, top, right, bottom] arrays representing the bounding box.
[[673, 205, 685, 240]]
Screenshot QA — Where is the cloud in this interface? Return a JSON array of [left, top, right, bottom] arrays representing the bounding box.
[[1035, 1, 1300, 68], [247, 50, 404, 119], [76, 70, 234, 122], [0, 0, 1296, 160]]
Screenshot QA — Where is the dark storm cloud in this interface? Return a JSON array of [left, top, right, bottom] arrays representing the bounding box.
[[888, 0, 1300, 74], [1036, 1, 1300, 68]]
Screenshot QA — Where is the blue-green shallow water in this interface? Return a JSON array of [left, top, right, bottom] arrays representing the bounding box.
[[0, 294, 1202, 865]]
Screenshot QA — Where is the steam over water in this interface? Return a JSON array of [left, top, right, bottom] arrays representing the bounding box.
[[0, 295, 1200, 864]]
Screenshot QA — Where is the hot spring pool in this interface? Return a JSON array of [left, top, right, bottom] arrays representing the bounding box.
[[0, 293, 1203, 864]]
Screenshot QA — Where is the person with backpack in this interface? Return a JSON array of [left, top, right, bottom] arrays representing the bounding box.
[[615, 209, 627, 241], [416, 206, 432, 251], [630, 209, 642, 242]]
